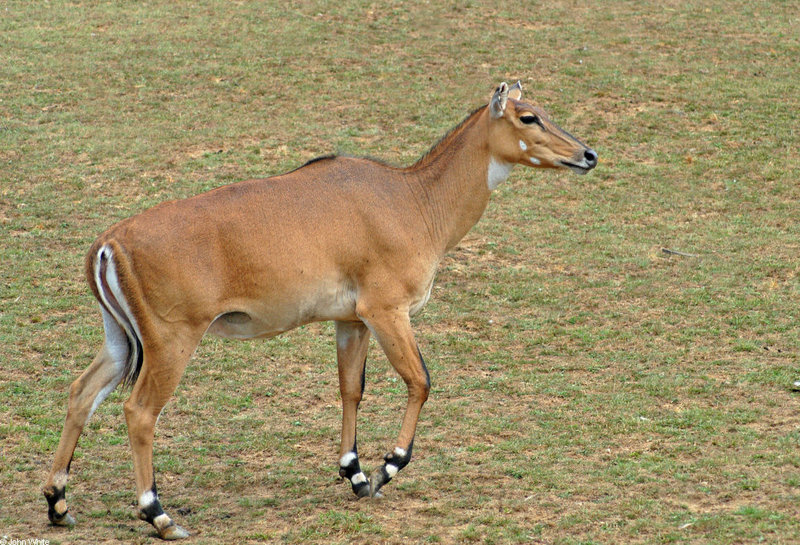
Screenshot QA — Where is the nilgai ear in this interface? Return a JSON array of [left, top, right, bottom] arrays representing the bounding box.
[[490, 82, 509, 119], [508, 80, 523, 101]]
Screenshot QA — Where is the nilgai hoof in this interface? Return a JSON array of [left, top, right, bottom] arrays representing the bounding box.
[[159, 523, 190, 540]]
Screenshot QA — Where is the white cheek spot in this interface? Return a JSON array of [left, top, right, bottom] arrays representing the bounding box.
[[528, 156, 541, 166], [518, 139, 528, 152], [385, 464, 399, 478], [339, 451, 358, 468], [393, 447, 407, 458], [138, 490, 157, 509], [351, 472, 368, 485], [487, 157, 514, 190]]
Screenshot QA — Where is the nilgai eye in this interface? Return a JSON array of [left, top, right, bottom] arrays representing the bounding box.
[[520, 115, 541, 126]]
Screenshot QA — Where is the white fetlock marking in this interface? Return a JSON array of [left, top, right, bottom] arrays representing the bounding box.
[[385, 464, 399, 478], [53, 470, 68, 489], [138, 490, 157, 509], [54, 498, 68, 515], [393, 447, 407, 458], [351, 472, 368, 485], [339, 451, 357, 468], [153, 513, 172, 530]]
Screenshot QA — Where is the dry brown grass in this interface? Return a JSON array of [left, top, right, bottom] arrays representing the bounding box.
[[2, 1, 799, 543]]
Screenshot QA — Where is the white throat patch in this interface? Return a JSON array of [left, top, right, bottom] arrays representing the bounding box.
[[487, 157, 514, 190]]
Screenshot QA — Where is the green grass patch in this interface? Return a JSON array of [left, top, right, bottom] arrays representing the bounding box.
[[3, 1, 800, 544]]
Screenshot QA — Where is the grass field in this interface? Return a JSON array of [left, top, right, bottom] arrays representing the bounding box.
[[2, 1, 799, 543]]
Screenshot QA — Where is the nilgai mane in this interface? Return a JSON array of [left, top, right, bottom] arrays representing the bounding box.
[[43, 81, 597, 539]]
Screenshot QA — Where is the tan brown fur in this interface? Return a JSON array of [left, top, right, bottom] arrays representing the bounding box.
[[43, 82, 596, 539]]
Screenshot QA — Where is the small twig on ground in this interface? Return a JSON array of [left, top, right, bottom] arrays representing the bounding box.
[[661, 248, 699, 258]]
